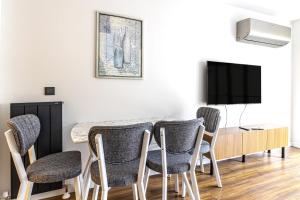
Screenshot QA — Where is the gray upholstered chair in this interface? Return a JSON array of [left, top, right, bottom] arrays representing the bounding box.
[[144, 119, 205, 200], [5, 114, 82, 200], [181, 107, 222, 197], [197, 107, 222, 188], [88, 123, 153, 200]]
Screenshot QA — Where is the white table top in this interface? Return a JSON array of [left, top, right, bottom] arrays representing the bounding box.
[[71, 118, 164, 144]]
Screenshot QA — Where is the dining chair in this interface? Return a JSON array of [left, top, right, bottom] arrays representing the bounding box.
[[180, 107, 222, 197], [197, 107, 222, 188], [5, 114, 82, 200], [144, 119, 205, 200], [180, 107, 222, 198], [88, 123, 153, 200]]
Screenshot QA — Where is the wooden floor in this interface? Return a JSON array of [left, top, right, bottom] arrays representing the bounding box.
[[47, 147, 300, 200]]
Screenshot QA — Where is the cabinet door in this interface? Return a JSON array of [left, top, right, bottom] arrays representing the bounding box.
[[214, 132, 243, 160], [203, 130, 243, 161], [267, 128, 288, 149], [242, 130, 268, 154]]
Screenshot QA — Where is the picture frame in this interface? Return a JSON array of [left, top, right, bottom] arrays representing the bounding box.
[[96, 11, 143, 79]]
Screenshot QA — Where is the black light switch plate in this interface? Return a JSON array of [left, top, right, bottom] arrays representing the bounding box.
[[44, 87, 55, 95]]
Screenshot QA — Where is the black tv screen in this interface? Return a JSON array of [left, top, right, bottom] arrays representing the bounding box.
[[207, 61, 261, 105]]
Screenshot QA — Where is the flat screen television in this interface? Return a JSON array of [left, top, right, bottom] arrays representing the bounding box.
[[207, 61, 261, 105]]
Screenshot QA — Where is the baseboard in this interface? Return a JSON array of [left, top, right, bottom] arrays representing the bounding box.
[[291, 141, 300, 148]]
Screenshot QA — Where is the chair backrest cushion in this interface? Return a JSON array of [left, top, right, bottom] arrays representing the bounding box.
[[153, 119, 203, 154], [196, 107, 221, 133], [7, 114, 40, 156], [88, 122, 153, 164]]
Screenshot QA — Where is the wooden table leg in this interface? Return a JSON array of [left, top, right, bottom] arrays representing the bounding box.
[[282, 147, 285, 158], [242, 155, 246, 163], [210, 160, 213, 175]]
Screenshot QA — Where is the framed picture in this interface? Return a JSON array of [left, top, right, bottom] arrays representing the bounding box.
[[96, 12, 143, 79]]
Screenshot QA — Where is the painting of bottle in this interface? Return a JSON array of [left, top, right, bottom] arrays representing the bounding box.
[[123, 27, 131, 64]]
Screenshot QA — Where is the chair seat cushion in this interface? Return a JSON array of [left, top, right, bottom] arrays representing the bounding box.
[[200, 141, 210, 153], [91, 159, 140, 187], [27, 151, 81, 183], [146, 150, 192, 174]]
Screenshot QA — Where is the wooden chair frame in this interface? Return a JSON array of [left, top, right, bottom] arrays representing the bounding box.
[[5, 129, 83, 200], [181, 121, 222, 198], [202, 126, 222, 188], [82, 146, 95, 200]]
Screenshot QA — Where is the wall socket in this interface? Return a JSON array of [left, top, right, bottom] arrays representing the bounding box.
[[44, 87, 55, 95]]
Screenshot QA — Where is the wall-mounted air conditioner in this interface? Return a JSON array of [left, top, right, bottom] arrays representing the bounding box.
[[236, 18, 291, 48]]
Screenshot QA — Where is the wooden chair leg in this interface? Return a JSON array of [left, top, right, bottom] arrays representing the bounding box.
[[80, 156, 90, 200], [92, 185, 99, 200], [133, 184, 139, 200], [181, 175, 186, 198], [160, 128, 168, 200], [95, 134, 109, 200], [144, 167, 150, 192], [101, 190, 108, 200], [210, 151, 222, 188], [137, 180, 147, 200], [182, 172, 195, 200], [199, 154, 204, 173], [24, 181, 33, 200], [174, 174, 179, 193], [190, 171, 200, 200], [83, 169, 91, 200], [162, 174, 168, 200], [17, 181, 28, 200], [74, 176, 82, 200]]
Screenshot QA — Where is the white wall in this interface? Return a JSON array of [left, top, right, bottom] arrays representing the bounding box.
[[292, 20, 300, 147], [0, 0, 291, 192]]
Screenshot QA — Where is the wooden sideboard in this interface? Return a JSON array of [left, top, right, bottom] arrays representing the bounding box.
[[204, 125, 289, 162]]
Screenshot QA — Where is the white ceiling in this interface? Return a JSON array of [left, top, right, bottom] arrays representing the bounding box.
[[222, 0, 300, 21]]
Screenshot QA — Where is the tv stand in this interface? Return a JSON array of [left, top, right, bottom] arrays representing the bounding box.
[[203, 124, 288, 173]]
